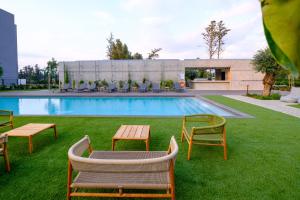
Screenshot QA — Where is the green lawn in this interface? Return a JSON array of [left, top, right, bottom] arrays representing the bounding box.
[[0, 96, 299, 200], [289, 104, 300, 109]]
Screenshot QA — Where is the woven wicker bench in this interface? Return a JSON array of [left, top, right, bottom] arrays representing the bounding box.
[[67, 135, 178, 200]]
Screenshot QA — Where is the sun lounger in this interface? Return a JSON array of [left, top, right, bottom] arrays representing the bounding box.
[[88, 83, 97, 92], [0, 110, 13, 129], [108, 83, 117, 93], [174, 82, 184, 92], [152, 83, 161, 93], [75, 83, 87, 93], [280, 87, 300, 103], [119, 83, 129, 93], [0, 134, 10, 172], [139, 83, 147, 92], [67, 135, 178, 200]]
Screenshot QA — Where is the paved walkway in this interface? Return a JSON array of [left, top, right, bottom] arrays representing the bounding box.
[[225, 95, 300, 118]]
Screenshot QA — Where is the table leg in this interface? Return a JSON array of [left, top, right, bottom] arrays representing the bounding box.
[[53, 125, 57, 139], [28, 136, 33, 154], [112, 139, 116, 151], [146, 139, 150, 151]]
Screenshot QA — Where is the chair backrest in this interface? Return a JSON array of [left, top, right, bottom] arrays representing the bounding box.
[[174, 82, 180, 89], [123, 83, 129, 89], [0, 110, 13, 123], [153, 83, 160, 89], [68, 135, 178, 173], [184, 114, 226, 135]]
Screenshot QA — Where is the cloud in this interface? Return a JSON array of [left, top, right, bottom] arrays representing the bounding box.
[[140, 16, 172, 26], [93, 11, 115, 24]]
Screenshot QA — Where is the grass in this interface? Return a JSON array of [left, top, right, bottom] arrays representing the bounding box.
[[246, 93, 281, 100], [0, 95, 300, 200], [289, 104, 300, 109]]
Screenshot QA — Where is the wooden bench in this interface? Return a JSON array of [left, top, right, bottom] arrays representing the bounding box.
[[3, 123, 57, 154]]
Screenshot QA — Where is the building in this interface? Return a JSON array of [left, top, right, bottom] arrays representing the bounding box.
[[58, 59, 264, 90], [0, 8, 18, 85]]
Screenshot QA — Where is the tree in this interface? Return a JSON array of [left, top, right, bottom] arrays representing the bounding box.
[[202, 21, 218, 59], [46, 58, 58, 90], [148, 48, 162, 59], [106, 32, 114, 59], [132, 52, 143, 59], [252, 48, 287, 96], [216, 21, 230, 59]]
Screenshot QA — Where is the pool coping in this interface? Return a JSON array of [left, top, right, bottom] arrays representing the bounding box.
[[1, 95, 252, 118]]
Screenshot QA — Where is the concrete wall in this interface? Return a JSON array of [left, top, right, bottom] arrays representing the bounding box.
[[58, 59, 184, 84], [0, 9, 18, 85], [59, 59, 264, 90]]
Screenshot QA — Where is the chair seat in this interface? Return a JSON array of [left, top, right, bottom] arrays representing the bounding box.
[[193, 134, 223, 142], [71, 151, 170, 190], [72, 171, 170, 189]]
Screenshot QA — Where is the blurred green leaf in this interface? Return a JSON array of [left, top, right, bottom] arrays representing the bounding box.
[[261, 0, 300, 77]]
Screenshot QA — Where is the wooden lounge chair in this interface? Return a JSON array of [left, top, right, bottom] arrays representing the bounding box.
[[152, 83, 161, 93], [67, 135, 178, 200], [0, 110, 13, 129], [0, 134, 10, 172], [181, 114, 227, 160]]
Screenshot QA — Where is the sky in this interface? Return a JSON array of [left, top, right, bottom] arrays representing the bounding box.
[[1, 0, 267, 68]]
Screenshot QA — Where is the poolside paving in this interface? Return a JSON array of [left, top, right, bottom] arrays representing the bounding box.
[[225, 95, 300, 118], [0, 89, 266, 97]]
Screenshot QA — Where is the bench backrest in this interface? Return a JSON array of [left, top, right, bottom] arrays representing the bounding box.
[[68, 135, 178, 173]]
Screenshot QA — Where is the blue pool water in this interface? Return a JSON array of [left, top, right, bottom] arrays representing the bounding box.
[[0, 97, 234, 116]]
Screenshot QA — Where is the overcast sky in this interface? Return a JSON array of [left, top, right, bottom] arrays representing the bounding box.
[[1, 0, 267, 68]]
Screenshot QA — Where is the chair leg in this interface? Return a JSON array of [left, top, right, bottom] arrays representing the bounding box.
[[181, 131, 184, 143], [223, 143, 227, 160], [187, 142, 192, 160]]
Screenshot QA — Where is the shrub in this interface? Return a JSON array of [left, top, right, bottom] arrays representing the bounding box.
[[101, 79, 108, 87]]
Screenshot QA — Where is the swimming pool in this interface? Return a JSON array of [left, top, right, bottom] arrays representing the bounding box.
[[0, 97, 235, 116]]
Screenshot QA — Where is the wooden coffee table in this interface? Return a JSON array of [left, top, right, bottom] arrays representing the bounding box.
[[3, 123, 57, 154], [112, 125, 150, 151]]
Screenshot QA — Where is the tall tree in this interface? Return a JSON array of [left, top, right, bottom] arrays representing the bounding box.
[[252, 48, 288, 96], [106, 32, 114, 59], [148, 48, 162, 59], [216, 21, 230, 59], [46, 58, 58, 89], [202, 21, 218, 59]]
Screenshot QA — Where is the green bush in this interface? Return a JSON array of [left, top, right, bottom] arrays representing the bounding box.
[[247, 93, 281, 100]]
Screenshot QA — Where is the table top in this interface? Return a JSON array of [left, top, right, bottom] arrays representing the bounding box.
[[4, 123, 55, 137], [113, 125, 150, 140]]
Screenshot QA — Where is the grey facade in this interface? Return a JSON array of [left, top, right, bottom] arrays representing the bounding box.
[[0, 8, 18, 85]]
